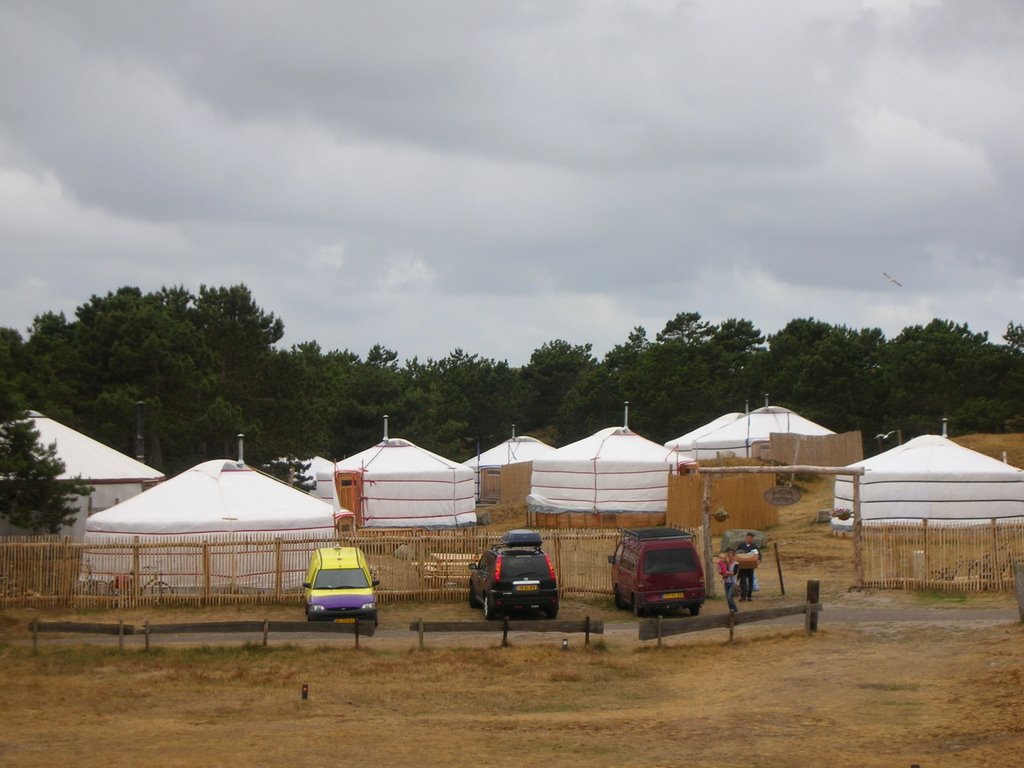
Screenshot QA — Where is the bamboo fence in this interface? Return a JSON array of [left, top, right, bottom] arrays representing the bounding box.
[[859, 519, 1024, 591], [0, 527, 702, 609]]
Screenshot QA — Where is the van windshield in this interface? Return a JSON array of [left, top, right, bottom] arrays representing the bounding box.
[[643, 548, 697, 575], [314, 568, 370, 590]]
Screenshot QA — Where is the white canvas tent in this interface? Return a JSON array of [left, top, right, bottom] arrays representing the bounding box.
[[463, 436, 555, 503], [305, 455, 338, 504], [833, 435, 1024, 532], [333, 438, 476, 528], [85, 459, 335, 538], [463, 435, 555, 469], [664, 412, 744, 453], [527, 426, 697, 514], [670, 406, 834, 460], [0, 412, 165, 538], [84, 459, 336, 590]]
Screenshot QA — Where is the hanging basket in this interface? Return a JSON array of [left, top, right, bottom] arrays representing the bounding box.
[[833, 508, 852, 521], [714, 508, 730, 522]]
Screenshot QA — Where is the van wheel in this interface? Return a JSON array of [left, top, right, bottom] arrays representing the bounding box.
[[689, 605, 701, 616], [544, 607, 558, 619], [483, 593, 497, 620], [613, 585, 625, 609], [632, 595, 643, 618]]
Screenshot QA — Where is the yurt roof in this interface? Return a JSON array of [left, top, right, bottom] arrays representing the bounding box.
[[334, 438, 471, 476], [537, 426, 696, 466], [27, 411, 164, 482], [85, 459, 335, 535], [664, 412, 745, 450], [463, 436, 555, 468]]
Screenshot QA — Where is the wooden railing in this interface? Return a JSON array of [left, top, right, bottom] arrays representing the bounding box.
[[0, 528, 703, 608]]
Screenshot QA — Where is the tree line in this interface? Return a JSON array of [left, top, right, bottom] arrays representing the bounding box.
[[2, 284, 1023, 531]]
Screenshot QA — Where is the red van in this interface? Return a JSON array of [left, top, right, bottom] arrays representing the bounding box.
[[608, 527, 706, 616]]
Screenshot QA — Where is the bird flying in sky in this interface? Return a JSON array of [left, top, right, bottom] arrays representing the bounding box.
[[883, 271, 903, 287]]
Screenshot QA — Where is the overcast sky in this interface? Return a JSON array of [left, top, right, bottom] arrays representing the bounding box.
[[1, 1, 1021, 366]]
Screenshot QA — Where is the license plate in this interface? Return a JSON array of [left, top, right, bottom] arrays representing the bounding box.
[[515, 584, 538, 592], [662, 592, 684, 599], [334, 618, 356, 624]]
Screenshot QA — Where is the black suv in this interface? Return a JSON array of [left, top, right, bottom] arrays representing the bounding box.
[[468, 529, 559, 620]]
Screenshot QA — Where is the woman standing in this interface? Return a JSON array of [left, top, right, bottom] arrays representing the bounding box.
[[718, 549, 740, 613]]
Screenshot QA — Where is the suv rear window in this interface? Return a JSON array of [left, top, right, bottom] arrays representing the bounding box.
[[499, 552, 549, 580], [643, 548, 697, 575]]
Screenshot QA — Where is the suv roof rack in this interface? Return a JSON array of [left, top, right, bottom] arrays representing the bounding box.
[[496, 529, 544, 549], [621, 527, 693, 541]]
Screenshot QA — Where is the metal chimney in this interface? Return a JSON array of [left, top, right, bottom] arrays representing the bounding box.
[[941, 418, 948, 438], [237, 433, 245, 464], [383, 414, 389, 441], [134, 401, 145, 463], [623, 401, 630, 429]]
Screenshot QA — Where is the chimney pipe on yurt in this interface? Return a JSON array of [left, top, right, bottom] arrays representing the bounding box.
[[134, 401, 145, 463], [623, 401, 630, 430], [383, 414, 389, 441], [941, 417, 948, 437], [237, 434, 244, 464]]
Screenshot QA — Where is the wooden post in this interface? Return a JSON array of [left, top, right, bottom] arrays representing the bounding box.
[[852, 477, 863, 589], [32, 619, 38, 655], [262, 619, 269, 648], [202, 541, 211, 604], [274, 538, 283, 600], [502, 617, 509, 648], [774, 541, 785, 596], [418, 618, 425, 650], [144, 620, 150, 652], [118, 619, 124, 654], [806, 580, 820, 634], [354, 619, 360, 650], [131, 537, 142, 606], [702, 474, 715, 598], [584, 615, 591, 647], [1015, 564, 1024, 623]]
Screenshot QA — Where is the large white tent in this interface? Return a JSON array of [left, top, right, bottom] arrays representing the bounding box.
[[333, 438, 476, 528], [670, 406, 834, 460], [0, 412, 165, 538], [527, 426, 697, 514], [85, 459, 336, 538], [463, 436, 555, 503], [463, 435, 555, 469], [84, 459, 336, 590], [833, 435, 1024, 530], [664, 412, 744, 453]]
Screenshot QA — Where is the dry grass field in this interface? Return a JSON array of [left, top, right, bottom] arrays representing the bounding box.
[[2, 473, 1023, 767]]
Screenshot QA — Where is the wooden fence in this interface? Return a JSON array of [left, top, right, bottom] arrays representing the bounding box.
[[859, 520, 1024, 591], [0, 527, 702, 609], [666, 472, 779, 534], [767, 431, 863, 467]]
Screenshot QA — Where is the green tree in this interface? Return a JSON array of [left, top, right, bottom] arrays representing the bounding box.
[[0, 411, 92, 533]]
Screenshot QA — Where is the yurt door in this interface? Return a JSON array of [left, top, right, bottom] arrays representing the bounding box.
[[334, 471, 364, 526]]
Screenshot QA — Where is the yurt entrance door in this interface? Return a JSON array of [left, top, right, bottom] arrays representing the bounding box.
[[334, 471, 364, 526]]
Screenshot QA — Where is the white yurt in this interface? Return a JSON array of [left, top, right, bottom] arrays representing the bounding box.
[[84, 460, 336, 590], [674, 406, 834, 460], [333, 438, 476, 529], [527, 426, 697, 525], [664, 412, 744, 453], [0, 411, 165, 538], [832, 435, 1024, 535], [463, 435, 555, 503]]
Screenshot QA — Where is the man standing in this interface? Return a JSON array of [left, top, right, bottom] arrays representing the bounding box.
[[735, 531, 761, 601]]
